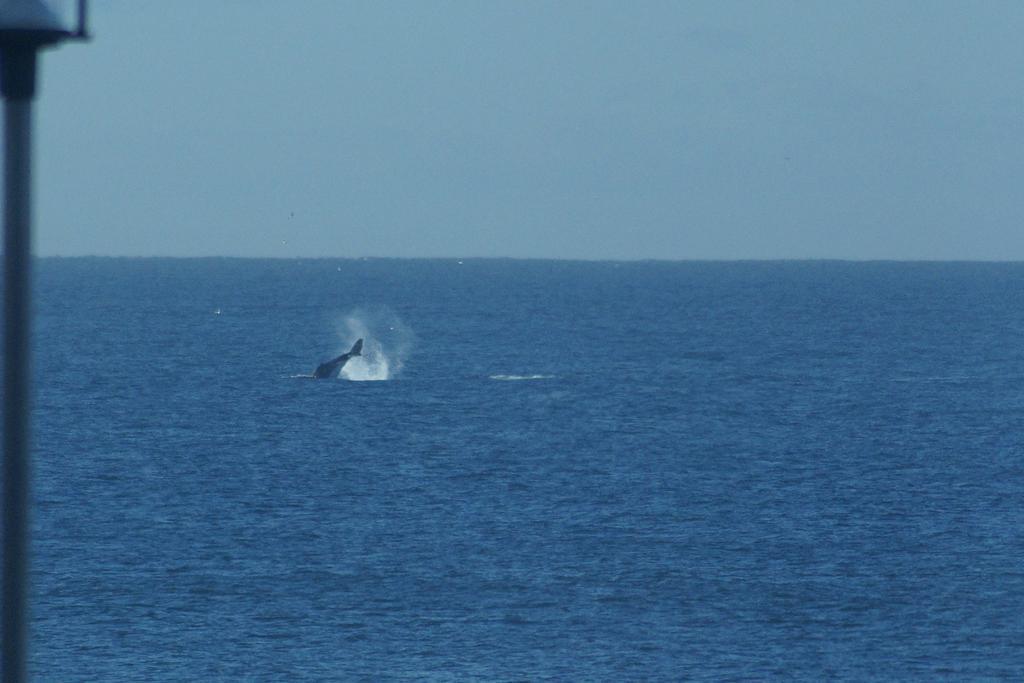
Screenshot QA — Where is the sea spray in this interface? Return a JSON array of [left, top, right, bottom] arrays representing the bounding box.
[[333, 307, 414, 381]]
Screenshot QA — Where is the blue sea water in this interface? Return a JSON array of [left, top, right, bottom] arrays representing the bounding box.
[[14, 258, 1024, 679]]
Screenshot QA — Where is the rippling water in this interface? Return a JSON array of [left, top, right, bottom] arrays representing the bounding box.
[[21, 259, 1024, 679]]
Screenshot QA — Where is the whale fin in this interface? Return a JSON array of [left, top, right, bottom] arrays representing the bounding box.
[[311, 338, 364, 379]]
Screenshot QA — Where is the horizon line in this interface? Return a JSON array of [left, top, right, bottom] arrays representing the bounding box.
[[30, 255, 1024, 265]]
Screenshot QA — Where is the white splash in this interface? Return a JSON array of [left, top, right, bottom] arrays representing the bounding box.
[[341, 338, 391, 381], [332, 307, 413, 381]]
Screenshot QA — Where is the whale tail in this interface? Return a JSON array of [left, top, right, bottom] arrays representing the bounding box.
[[311, 338, 365, 379]]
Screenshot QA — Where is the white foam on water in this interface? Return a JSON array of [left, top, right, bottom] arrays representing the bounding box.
[[489, 374, 555, 381]]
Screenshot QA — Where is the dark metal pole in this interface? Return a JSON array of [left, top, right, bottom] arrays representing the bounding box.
[[1, 41, 39, 683], [0, 6, 87, 679], [2, 92, 32, 683]]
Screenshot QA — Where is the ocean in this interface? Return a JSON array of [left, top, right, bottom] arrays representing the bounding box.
[[15, 258, 1024, 679]]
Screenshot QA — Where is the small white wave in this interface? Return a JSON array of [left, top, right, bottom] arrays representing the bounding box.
[[891, 375, 973, 384], [489, 374, 555, 381]]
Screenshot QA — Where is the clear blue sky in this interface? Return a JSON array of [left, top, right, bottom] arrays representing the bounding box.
[[28, 1, 1024, 259]]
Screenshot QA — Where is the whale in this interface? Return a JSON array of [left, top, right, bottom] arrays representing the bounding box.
[[313, 339, 363, 379]]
